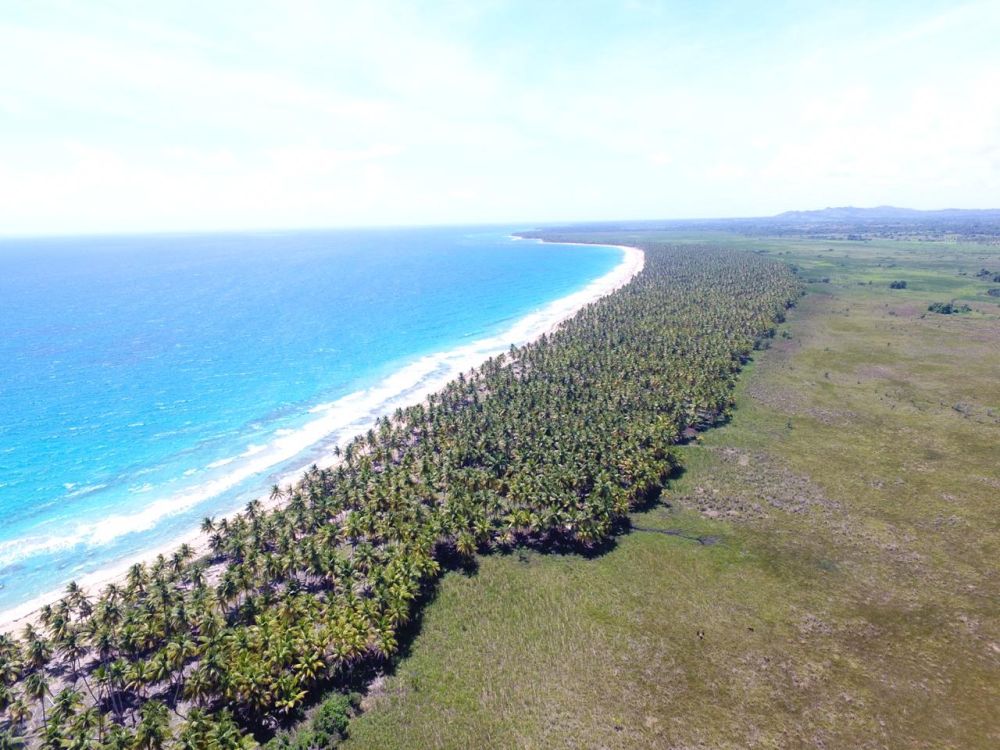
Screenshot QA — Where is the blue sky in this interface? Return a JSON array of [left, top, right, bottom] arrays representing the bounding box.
[[1, 0, 999, 233]]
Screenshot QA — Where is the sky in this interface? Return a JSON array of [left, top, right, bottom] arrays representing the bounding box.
[[1, 0, 999, 234]]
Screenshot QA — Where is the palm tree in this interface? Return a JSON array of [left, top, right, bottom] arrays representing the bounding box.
[[58, 629, 98, 705], [291, 648, 324, 686], [23, 671, 49, 729], [272, 673, 306, 717], [22, 629, 51, 672], [102, 724, 136, 750], [125, 659, 153, 703], [164, 633, 198, 707], [77, 704, 106, 741], [6, 696, 31, 730], [209, 531, 226, 557], [176, 708, 212, 749], [125, 563, 148, 594], [182, 666, 214, 709], [216, 573, 239, 612], [244, 498, 261, 520], [133, 700, 170, 750], [50, 686, 83, 724]]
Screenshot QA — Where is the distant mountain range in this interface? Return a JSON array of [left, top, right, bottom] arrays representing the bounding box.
[[526, 205, 1000, 241], [772, 206, 1000, 222]]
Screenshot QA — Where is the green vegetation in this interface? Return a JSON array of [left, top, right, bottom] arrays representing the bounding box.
[[343, 233, 1000, 749], [265, 692, 357, 749], [889, 279, 907, 289], [0, 246, 798, 746], [928, 300, 972, 314], [5, 228, 995, 748], [975, 268, 1000, 282]]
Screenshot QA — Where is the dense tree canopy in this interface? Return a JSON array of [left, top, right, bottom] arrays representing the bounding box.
[[0, 243, 799, 747]]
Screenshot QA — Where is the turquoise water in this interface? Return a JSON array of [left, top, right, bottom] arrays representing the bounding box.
[[0, 226, 621, 610]]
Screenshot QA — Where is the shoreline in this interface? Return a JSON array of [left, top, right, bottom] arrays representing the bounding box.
[[0, 239, 645, 634]]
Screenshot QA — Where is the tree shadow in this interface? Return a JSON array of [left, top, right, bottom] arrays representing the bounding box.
[[258, 454, 697, 742]]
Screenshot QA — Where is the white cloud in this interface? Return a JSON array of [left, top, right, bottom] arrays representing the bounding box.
[[0, 1, 998, 232], [706, 162, 748, 181]]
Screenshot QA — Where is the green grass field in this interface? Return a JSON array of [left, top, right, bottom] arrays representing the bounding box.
[[343, 235, 1000, 749]]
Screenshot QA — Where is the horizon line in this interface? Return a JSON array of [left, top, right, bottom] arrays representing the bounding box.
[[3, 205, 1000, 240]]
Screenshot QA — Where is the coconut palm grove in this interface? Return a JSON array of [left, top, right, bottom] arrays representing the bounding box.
[[0, 243, 800, 747]]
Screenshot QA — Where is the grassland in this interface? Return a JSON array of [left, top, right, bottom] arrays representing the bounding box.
[[343, 235, 1000, 749]]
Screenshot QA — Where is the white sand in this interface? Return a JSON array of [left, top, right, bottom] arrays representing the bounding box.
[[0, 240, 644, 634]]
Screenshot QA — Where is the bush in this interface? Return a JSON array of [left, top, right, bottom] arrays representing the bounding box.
[[889, 280, 907, 289], [266, 692, 355, 749], [312, 693, 352, 738], [987, 288, 1000, 297], [927, 301, 971, 314]]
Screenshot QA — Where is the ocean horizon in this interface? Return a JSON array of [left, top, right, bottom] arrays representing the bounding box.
[[0, 226, 626, 614]]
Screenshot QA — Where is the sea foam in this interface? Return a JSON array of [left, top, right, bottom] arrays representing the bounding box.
[[0, 228, 637, 614], [0, 244, 641, 570]]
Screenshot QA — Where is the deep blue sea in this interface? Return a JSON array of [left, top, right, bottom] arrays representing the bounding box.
[[0, 227, 621, 611]]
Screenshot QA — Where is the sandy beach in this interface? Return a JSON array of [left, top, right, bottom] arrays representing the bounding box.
[[0, 240, 644, 634]]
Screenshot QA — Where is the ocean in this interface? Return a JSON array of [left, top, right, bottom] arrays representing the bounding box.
[[0, 226, 623, 612]]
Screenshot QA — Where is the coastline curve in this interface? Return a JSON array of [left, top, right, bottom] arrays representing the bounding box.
[[0, 238, 645, 632]]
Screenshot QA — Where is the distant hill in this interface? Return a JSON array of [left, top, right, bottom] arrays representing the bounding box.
[[773, 206, 1000, 222], [522, 206, 1000, 244]]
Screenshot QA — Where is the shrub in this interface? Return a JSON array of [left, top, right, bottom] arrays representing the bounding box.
[[889, 280, 907, 289], [927, 301, 971, 314], [266, 692, 355, 749], [986, 288, 1000, 297], [312, 693, 352, 738]]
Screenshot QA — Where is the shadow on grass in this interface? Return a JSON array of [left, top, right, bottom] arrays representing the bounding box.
[[261, 458, 698, 743]]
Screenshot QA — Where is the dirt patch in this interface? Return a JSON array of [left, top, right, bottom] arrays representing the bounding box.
[[360, 675, 392, 713], [676, 447, 930, 576], [887, 305, 924, 318], [745, 381, 806, 414], [677, 447, 841, 523], [805, 406, 858, 425], [855, 364, 896, 381], [744, 383, 857, 426]]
